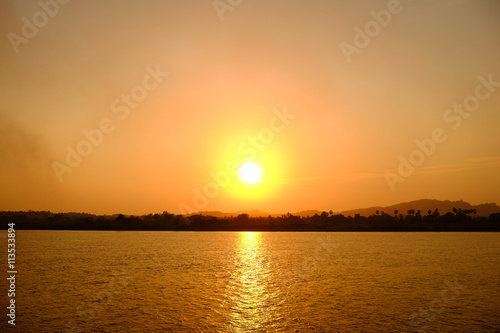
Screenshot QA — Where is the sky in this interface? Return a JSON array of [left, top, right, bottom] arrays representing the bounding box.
[[1, 0, 499, 215]]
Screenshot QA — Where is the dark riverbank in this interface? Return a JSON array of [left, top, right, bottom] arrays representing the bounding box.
[[1, 210, 499, 232]]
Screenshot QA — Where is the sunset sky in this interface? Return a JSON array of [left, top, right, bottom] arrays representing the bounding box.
[[1, 0, 499, 215]]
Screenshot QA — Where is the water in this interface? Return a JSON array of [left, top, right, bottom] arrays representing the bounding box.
[[3, 231, 500, 332]]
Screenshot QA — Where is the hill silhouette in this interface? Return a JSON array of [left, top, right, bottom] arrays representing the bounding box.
[[1, 199, 499, 232], [196, 200, 500, 218], [337, 199, 500, 218], [195, 209, 272, 218]]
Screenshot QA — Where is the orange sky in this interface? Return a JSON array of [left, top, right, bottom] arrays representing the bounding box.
[[1, 0, 499, 215]]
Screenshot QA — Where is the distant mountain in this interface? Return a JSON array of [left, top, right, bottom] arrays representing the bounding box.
[[293, 210, 323, 217], [195, 209, 272, 218], [337, 199, 500, 217], [192, 199, 500, 218]]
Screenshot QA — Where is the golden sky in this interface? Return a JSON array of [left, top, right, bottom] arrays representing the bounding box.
[[1, 0, 499, 215]]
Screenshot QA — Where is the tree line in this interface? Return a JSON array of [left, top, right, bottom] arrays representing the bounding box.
[[1, 208, 499, 231]]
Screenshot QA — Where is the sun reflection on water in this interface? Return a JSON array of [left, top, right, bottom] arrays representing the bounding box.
[[225, 232, 278, 331]]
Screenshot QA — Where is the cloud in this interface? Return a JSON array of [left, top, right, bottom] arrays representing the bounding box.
[[272, 172, 383, 187], [417, 156, 500, 176]]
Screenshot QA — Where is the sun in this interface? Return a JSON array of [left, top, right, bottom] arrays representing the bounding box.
[[238, 162, 262, 184]]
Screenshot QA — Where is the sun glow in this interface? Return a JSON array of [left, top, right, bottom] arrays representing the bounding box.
[[215, 147, 283, 202], [238, 162, 262, 184]]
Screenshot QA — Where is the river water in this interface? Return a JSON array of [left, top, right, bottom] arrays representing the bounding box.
[[4, 231, 500, 332]]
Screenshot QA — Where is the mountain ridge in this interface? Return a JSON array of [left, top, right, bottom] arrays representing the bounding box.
[[195, 199, 500, 218]]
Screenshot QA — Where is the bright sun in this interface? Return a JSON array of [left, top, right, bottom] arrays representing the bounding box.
[[238, 162, 262, 184]]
